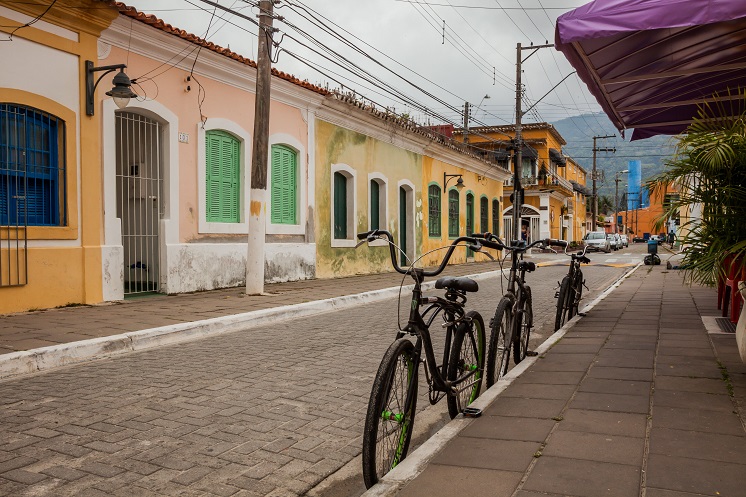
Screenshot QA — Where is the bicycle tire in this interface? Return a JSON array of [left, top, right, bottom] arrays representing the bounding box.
[[362, 338, 418, 489], [486, 296, 513, 387], [554, 276, 572, 331], [447, 311, 486, 419], [514, 286, 533, 364]]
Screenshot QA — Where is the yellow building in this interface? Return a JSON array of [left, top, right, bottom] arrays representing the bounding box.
[[454, 123, 588, 243], [0, 0, 118, 313]]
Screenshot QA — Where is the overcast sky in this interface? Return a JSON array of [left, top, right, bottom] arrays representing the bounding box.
[[123, 0, 604, 130]]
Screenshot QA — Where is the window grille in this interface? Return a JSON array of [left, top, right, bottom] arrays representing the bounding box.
[[427, 184, 441, 237]]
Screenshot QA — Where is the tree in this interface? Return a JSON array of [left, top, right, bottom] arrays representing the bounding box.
[[648, 94, 746, 285]]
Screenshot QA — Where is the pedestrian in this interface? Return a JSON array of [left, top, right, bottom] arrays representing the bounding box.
[[668, 230, 675, 248], [521, 224, 529, 243]]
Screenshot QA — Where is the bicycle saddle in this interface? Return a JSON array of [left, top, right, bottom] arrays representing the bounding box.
[[519, 261, 536, 272], [434, 276, 479, 292]]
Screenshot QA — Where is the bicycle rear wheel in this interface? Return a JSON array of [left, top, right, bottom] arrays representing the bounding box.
[[514, 286, 533, 364], [486, 296, 513, 387], [362, 338, 418, 489], [447, 311, 486, 419], [554, 276, 572, 331]]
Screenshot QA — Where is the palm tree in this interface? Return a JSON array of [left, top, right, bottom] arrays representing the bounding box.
[[648, 95, 746, 285]]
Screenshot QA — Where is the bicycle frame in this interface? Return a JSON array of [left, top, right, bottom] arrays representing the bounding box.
[[357, 230, 497, 406]]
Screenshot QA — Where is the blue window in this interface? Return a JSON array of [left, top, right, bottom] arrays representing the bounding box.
[[0, 104, 65, 226]]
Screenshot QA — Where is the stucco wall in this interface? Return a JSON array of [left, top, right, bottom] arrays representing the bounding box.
[[314, 119, 422, 278]]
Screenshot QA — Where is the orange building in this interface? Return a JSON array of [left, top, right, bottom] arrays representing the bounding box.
[[618, 184, 680, 238], [454, 123, 589, 243]]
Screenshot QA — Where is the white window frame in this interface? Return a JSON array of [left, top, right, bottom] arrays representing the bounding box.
[[197, 118, 251, 234], [367, 172, 388, 247], [397, 179, 416, 263], [331, 163, 357, 248], [267, 133, 307, 235]]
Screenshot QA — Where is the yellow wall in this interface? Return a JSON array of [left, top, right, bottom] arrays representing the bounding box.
[[0, 1, 116, 313], [420, 157, 503, 267], [315, 120, 422, 278]]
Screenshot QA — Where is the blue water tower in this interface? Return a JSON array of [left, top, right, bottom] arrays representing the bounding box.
[[627, 160, 641, 209]]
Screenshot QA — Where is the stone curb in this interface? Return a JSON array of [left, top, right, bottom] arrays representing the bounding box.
[[0, 268, 518, 381], [363, 260, 643, 496]]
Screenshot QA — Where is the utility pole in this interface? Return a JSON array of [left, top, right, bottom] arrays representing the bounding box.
[[513, 42, 553, 251], [246, 0, 274, 295], [463, 102, 470, 143], [591, 135, 615, 231]]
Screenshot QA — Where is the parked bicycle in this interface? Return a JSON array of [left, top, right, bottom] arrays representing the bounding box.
[[473, 233, 556, 386], [550, 240, 590, 331], [356, 229, 499, 488]]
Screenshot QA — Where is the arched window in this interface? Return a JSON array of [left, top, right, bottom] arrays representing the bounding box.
[[428, 184, 441, 237], [205, 130, 240, 223], [1, 104, 65, 226], [270, 144, 298, 225], [448, 189, 459, 238]]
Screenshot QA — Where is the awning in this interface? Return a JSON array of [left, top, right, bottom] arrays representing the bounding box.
[[493, 149, 511, 161], [521, 144, 538, 160], [555, 0, 746, 140], [549, 148, 566, 166]]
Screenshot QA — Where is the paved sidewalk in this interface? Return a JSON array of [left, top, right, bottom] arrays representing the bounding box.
[[367, 263, 746, 497]]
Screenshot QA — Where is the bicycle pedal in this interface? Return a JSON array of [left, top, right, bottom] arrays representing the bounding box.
[[526, 350, 539, 357], [578, 312, 587, 317], [463, 407, 482, 418]]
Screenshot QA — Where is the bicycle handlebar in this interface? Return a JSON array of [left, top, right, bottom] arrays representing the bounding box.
[[544, 237, 591, 261], [472, 232, 551, 252], [356, 229, 497, 278]]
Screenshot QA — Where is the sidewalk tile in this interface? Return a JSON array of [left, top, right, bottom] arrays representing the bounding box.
[[481, 398, 566, 419], [543, 430, 644, 466], [586, 366, 653, 381], [559, 409, 646, 438], [398, 466, 523, 497], [432, 437, 538, 472], [652, 390, 733, 412], [646, 454, 746, 496], [652, 407, 745, 435], [522, 456, 640, 497], [578, 378, 651, 396], [460, 416, 555, 443], [571, 392, 649, 414], [649, 427, 746, 462]]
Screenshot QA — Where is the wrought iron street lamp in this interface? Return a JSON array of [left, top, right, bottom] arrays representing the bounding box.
[[85, 60, 137, 116]]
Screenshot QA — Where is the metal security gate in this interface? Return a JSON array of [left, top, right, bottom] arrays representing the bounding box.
[[115, 112, 162, 296]]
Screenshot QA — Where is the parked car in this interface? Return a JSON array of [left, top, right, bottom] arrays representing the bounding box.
[[583, 231, 611, 252], [613, 233, 623, 249], [607, 233, 619, 250], [650, 234, 663, 244], [620, 234, 629, 247], [632, 235, 646, 243]]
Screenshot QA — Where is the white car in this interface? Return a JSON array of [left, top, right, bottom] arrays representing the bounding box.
[[607, 233, 619, 250], [620, 234, 629, 247], [583, 231, 610, 252]]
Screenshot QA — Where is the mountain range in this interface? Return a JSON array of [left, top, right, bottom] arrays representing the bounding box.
[[550, 113, 678, 199]]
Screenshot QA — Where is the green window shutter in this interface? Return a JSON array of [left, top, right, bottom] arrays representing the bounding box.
[[271, 145, 298, 224], [370, 180, 380, 230], [480, 197, 488, 233], [448, 189, 459, 238], [428, 185, 441, 237], [492, 199, 500, 235], [334, 172, 347, 239], [206, 130, 240, 223]]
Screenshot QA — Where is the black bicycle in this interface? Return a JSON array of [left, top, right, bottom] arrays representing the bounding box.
[[551, 241, 590, 331], [474, 233, 556, 386], [356, 229, 498, 489]]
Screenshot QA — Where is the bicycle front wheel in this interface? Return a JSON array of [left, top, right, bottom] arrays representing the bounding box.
[[486, 296, 513, 387], [554, 276, 572, 331], [447, 311, 486, 419], [362, 338, 418, 489], [514, 286, 533, 364]]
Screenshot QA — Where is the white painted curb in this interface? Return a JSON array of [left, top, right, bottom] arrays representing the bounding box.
[[0, 269, 506, 380]]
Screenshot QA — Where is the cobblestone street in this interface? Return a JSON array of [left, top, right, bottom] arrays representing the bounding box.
[[0, 257, 633, 496]]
